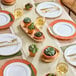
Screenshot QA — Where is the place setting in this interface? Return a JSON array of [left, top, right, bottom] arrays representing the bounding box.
[[0, 0, 76, 76], [40, 46, 60, 63], [47, 19, 76, 40], [61, 44, 76, 67], [0, 33, 22, 59], [36, 2, 63, 18], [0, 10, 15, 30], [0, 59, 37, 76], [0, 33, 37, 76]]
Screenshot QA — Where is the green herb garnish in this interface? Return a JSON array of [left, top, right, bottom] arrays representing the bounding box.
[[34, 32, 42, 37], [28, 23, 35, 30], [25, 3, 33, 10], [44, 47, 56, 56], [29, 44, 38, 53], [23, 17, 31, 23], [47, 73, 56, 76]]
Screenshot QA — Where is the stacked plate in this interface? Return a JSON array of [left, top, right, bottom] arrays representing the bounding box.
[[0, 34, 22, 56], [48, 19, 76, 40], [0, 10, 14, 29], [1, 59, 37, 76]]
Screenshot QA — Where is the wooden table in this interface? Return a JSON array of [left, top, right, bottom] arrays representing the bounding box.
[[0, 0, 76, 76], [61, 0, 76, 15]]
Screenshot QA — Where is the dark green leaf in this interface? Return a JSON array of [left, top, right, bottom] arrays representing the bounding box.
[[44, 47, 56, 56], [23, 17, 31, 23], [29, 44, 38, 53], [34, 32, 42, 37], [28, 23, 35, 30]]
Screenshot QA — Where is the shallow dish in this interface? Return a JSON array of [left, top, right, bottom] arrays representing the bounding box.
[[0, 34, 22, 56], [0, 10, 14, 29], [36, 2, 62, 18], [64, 45, 76, 66], [20, 21, 45, 42], [1, 59, 37, 76], [48, 19, 76, 40]]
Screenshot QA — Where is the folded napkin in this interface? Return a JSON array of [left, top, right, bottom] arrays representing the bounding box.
[[0, 51, 22, 60]]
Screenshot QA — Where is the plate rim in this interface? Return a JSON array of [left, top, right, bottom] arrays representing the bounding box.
[[36, 2, 62, 18], [4, 62, 31, 76], [0, 10, 15, 29], [48, 19, 76, 39], [64, 45, 76, 66], [53, 21, 75, 37], [0, 13, 10, 26], [0, 33, 22, 56], [1, 59, 37, 76]]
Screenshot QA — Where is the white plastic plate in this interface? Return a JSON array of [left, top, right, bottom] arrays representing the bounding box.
[[4, 62, 31, 76], [36, 2, 62, 18], [53, 22, 75, 37], [64, 45, 76, 66], [0, 34, 22, 56], [0, 13, 10, 26]]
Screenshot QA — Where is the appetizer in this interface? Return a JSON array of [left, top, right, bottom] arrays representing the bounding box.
[[46, 73, 56, 76], [34, 31, 44, 40], [28, 23, 35, 34], [25, 3, 33, 10], [29, 44, 38, 57], [23, 17, 31, 27], [20, 17, 45, 42], [42, 46, 58, 59]]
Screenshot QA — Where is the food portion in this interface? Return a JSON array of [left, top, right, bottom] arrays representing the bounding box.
[[21, 17, 45, 42], [28, 23, 35, 34], [25, 3, 33, 10], [44, 47, 56, 56], [34, 32, 43, 37], [46, 73, 56, 76], [42, 46, 58, 59], [34, 31, 44, 40], [29, 44, 38, 57], [23, 17, 31, 28], [23, 17, 31, 24]]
